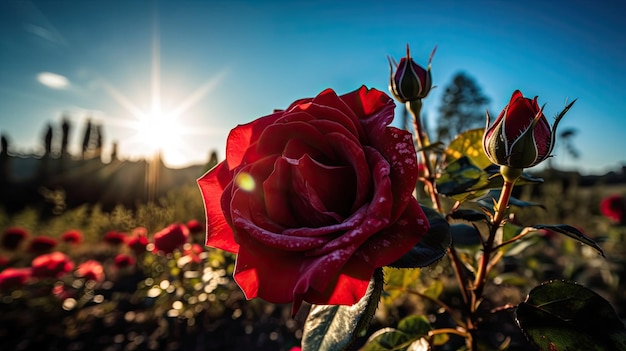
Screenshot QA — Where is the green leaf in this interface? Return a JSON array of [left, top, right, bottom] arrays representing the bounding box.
[[421, 279, 444, 300], [382, 267, 421, 304], [389, 206, 451, 268], [301, 269, 384, 351], [516, 280, 626, 351], [362, 315, 433, 351], [436, 156, 491, 201], [533, 224, 605, 257], [450, 223, 482, 249], [448, 209, 489, 222], [444, 128, 492, 170]]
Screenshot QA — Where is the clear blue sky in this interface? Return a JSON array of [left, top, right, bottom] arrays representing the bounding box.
[[0, 0, 624, 174]]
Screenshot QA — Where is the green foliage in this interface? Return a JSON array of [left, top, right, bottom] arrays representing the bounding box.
[[302, 269, 384, 351], [516, 280, 626, 351], [361, 315, 437, 351]]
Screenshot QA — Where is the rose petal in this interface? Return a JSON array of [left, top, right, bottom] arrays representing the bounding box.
[[325, 132, 372, 212], [198, 162, 239, 253], [226, 112, 282, 170], [354, 198, 429, 268], [291, 154, 354, 220], [376, 127, 419, 222], [340, 85, 395, 124], [255, 121, 335, 160]]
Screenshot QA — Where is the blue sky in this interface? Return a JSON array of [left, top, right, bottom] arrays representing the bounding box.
[[0, 0, 625, 174]]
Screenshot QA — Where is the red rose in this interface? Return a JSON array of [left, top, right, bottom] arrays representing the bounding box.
[[2, 227, 28, 250], [61, 229, 83, 244], [126, 228, 149, 255], [186, 219, 204, 235], [76, 260, 105, 282], [198, 86, 429, 311], [114, 254, 136, 268], [103, 231, 126, 245], [153, 223, 189, 254], [27, 235, 58, 253], [31, 252, 74, 279], [600, 195, 626, 224], [0, 267, 31, 291]]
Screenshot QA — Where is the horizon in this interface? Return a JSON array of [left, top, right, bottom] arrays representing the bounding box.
[[1, 0, 625, 174]]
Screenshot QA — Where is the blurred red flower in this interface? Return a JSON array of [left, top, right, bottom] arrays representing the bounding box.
[[76, 260, 105, 282], [1, 227, 28, 250], [153, 223, 189, 254], [103, 231, 127, 245], [31, 252, 74, 279], [0, 267, 31, 291], [27, 235, 58, 253], [186, 219, 204, 235], [183, 243, 204, 263], [52, 284, 73, 300], [126, 228, 149, 255], [114, 254, 136, 268], [600, 195, 626, 224], [61, 229, 83, 244]]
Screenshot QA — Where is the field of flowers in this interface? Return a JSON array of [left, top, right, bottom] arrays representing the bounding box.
[[0, 183, 303, 351]]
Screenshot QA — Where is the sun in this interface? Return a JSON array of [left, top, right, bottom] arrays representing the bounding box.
[[134, 109, 185, 163]]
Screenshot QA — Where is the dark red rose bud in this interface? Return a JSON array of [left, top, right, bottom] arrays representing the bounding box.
[[61, 229, 83, 244], [2, 227, 28, 250], [27, 235, 58, 253], [388, 44, 436, 102], [483, 90, 576, 169]]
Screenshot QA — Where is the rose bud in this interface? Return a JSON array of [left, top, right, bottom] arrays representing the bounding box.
[[388, 44, 436, 102], [198, 86, 430, 313], [483, 90, 576, 169], [2, 227, 28, 250]]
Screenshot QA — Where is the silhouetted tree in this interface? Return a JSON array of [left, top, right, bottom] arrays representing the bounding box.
[[81, 118, 92, 159], [0, 134, 7, 157], [111, 141, 118, 161], [44, 123, 53, 157], [208, 150, 218, 170], [436, 72, 490, 143], [61, 116, 71, 157], [95, 124, 103, 158]]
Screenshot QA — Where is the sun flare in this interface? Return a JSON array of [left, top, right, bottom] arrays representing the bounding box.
[[135, 109, 183, 157]]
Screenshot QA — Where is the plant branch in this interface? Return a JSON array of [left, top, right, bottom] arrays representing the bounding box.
[[406, 100, 443, 213], [472, 167, 521, 308], [429, 327, 470, 339], [405, 288, 466, 328]]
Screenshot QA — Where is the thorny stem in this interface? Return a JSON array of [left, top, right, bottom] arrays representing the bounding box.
[[468, 166, 522, 348], [406, 100, 444, 214]]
